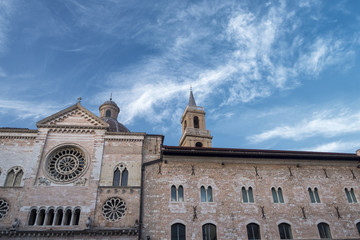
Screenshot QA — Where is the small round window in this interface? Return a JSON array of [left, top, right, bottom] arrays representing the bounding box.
[[45, 146, 88, 183], [0, 199, 9, 220], [102, 197, 127, 221]]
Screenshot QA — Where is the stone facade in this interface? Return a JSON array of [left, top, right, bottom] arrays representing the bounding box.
[[0, 101, 162, 239], [143, 149, 360, 239], [0, 95, 360, 240]]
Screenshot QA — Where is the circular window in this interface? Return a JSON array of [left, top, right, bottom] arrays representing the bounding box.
[[45, 146, 87, 183], [0, 199, 9, 220], [102, 197, 126, 221]]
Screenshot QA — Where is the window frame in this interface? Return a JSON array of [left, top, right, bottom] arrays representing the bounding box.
[[202, 223, 217, 240], [171, 223, 186, 240], [247, 223, 261, 240], [278, 223, 293, 239], [317, 222, 332, 239]]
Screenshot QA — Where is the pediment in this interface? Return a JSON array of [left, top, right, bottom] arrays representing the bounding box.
[[36, 103, 109, 129]]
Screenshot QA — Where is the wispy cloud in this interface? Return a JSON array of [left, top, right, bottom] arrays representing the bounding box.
[[248, 109, 360, 143], [0, 0, 14, 53], [91, 1, 356, 128], [304, 140, 360, 153], [0, 99, 64, 121]]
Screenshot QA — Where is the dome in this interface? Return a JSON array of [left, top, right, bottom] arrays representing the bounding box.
[[102, 117, 130, 132], [99, 100, 120, 112], [99, 99, 130, 133]]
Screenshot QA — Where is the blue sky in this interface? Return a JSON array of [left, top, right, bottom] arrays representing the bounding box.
[[1, 0, 360, 153]]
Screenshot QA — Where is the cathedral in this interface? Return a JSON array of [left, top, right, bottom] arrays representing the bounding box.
[[0, 91, 360, 240]]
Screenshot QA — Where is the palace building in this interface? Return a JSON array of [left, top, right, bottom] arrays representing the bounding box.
[[1, 91, 360, 240]]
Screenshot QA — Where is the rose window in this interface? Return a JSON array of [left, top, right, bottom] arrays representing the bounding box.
[[46, 147, 87, 183], [102, 197, 126, 221], [0, 199, 9, 220]]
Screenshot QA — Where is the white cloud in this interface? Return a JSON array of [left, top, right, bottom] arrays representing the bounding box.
[[91, 1, 356, 127], [304, 141, 360, 153], [0, 99, 64, 121], [248, 109, 360, 143], [0, 0, 14, 53]]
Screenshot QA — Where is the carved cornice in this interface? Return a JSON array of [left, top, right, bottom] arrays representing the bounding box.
[[48, 128, 97, 134], [0, 228, 138, 237], [0, 128, 37, 133], [105, 138, 143, 142], [0, 135, 36, 140]]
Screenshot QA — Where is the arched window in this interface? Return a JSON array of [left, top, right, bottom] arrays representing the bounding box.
[[4, 167, 23, 187], [196, 142, 203, 147], [272, 188, 278, 203], [106, 109, 111, 117], [278, 223, 293, 239], [55, 208, 63, 225], [309, 187, 321, 203], [247, 223, 261, 240], [171, 185, 184, 202], [356, 222, 360, 235], [171, 223, 186, 240], [121, 168, 128, 186], [202, 223, 217, 240], [272, 187, 284, 203], [201, 186, 206, 202], [184, 120, 187, 131], [201, 186, 213, 202], [278, 188, 284, 203], [73, 208, 81, 225], [171, 185, 177, 201], [242, 187, 248, 202], [113, 169, 120, 186], [178, 185, 184, 202], [345, 188, 357, 203], [46, 209, 55, 225], [113, 164, 128, 187], [28, 209, 37, 226], [207, 186, 213, 202], [64, 209, 72, 225], [242, 187, 254, 203], [248, 187, 254, 202], [37, 209, 46, 226], [194, 116, 199, 128], [318, 222, 332, 239]]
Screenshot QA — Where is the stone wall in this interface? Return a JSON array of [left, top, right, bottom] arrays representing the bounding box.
[[143, 155, 360, 239]]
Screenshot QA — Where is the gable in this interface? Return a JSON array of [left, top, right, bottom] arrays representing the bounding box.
[[36, 103, 109, 129]]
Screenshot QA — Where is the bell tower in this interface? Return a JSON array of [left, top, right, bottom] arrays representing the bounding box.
[[179, 89, 212, 147]]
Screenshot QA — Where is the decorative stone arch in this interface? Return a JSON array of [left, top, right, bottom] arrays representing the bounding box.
[[45, 207, 55, 225], [316, 219, 331, 225], [4, 166, 24, 187], [276, 219, 293, 226], [193, 116, 200, 128], [63, 207, 73, 225], [113, 162, 128, 187], [244, 218, 261, 226], [201, 219, 217, 226], [72, 206, 81, 225], [43, 143, 90, 184], [28, 207, 37, 225], [170, 219, 187, 226], [54, 207, 64, 225], [36, 207, 47, 225], [105, 109, 112, 117], [195, 142, 203, 147]]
